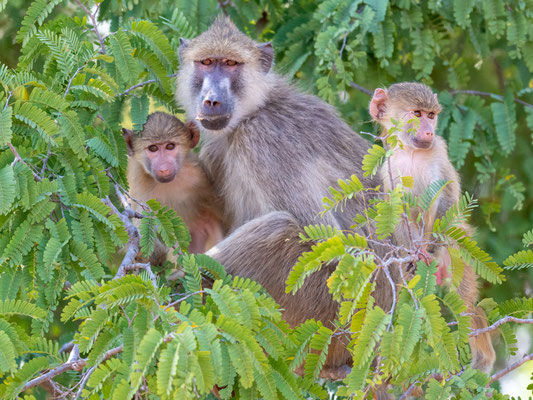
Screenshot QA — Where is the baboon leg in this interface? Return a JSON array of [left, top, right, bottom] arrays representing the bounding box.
[[206, 211, 351, 378]]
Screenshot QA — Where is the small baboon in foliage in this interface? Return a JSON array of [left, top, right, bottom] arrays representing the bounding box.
[[370, 82, 496, 373], [123, 112, 224, 262]]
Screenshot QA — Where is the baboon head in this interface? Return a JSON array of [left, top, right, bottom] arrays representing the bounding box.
[[122, 112, 200, 183], [176, 15, 274, 132], [369, 82, 441, 150]]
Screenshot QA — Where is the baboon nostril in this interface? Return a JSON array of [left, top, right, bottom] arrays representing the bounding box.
[[203, 99, 221, 108]]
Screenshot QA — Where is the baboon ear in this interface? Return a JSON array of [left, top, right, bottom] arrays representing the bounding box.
[[178, 38, 189, 63], [186, 121, 200, 148], [122, 128, 134, 156], [257, 42, 273, 73], [369, 88, 388, 121]]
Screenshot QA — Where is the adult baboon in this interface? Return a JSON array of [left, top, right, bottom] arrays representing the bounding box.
[[176, 16, 382, 378]]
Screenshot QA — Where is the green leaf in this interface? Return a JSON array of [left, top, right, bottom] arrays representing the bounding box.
[[129, 328, 164, 397], [285, 236, 345, 294], [131, 20, 177, 69], [351, 306, 390, 366], [396, 304, 423, 363], [0, 106, 12, 146], [362, 144, 386, 177], [16, 0, 63, 45], [490, 92, 517, 155], [375, 186, 402, 239], [503, 249, 533, 270], [58, 111, 88, 160], [0, 329, 17, 373], [130, 93, 149, 131], [13, 101, 58, 144], [0, 165, 16, 215], [108, 29, 139, 86]]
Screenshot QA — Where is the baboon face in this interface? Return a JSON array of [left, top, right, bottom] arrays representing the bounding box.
[[369, 83, 441, 150], [122, 113, 200, 183], [176, 16, 274, 132], [192, 57, 241, 130]]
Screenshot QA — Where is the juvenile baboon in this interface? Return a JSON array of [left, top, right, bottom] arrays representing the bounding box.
[[123, 112, 224, 261], [176, 16, 388, 378], [370, 82, 496, 373]]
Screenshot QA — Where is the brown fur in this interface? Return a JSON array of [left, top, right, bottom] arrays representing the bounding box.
[[372, 82, 495, 374], [125, 112, 224, 260], [176, 16, 389, 378]]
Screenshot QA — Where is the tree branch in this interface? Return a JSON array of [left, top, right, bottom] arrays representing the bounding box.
[[451, 89, 533, 109], [74, 0, 106, 54], [116, 72, 179, 97], [469, 316, 533, 337], [488, 353, 533, 386], [8, 143, 42, 181], [22, 348, 86, 392], [348, 81, 372, 96], [102, 196, 143, 279]]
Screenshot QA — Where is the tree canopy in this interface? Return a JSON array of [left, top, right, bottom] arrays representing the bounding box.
[[0, 0, 531, 399]]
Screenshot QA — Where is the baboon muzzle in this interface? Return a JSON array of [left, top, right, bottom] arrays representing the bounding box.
[[197, 76, 234, 130]]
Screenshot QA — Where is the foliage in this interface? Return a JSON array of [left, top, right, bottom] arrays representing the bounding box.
[[0, 0, 531, 399]]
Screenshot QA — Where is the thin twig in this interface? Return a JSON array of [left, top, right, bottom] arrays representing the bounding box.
[[73, 366, 95, 400], [64, 64, 86, 97], [116, 72, 179, 97], [400, 381, 418, 399], [470, 316, 533, 337], [8, 143, 42, 180], [165, 290, 205, 310], [382, 265, 397, 328], [451, 89, 533, 109], [349, 81, 372, 96], [102, 196, 142, 277], [3, 91, 12, 110], [488, 353, 533, 386], [74, 0, 106, 54]]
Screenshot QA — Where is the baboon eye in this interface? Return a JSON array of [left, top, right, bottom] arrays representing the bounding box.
[[428, 112, 435, 119], [413, 110, 422, 118], [226, 59, 238, 66], [201, 59, 212, 66], [165, 143, 175, 150], [148, 145, 158, 152]]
